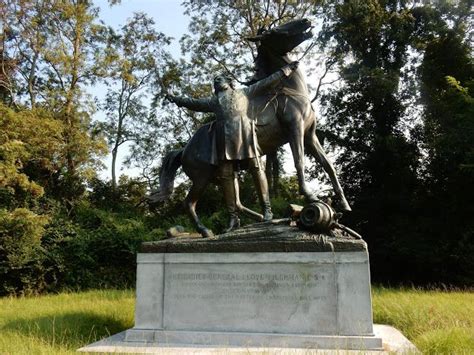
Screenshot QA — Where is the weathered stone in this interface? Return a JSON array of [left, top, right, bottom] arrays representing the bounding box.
[[119, 243, 382, 350], [141, 221, 367, 253]]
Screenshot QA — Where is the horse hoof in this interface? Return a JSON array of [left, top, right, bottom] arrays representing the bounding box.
[[224, 216, 241, 233], [200, 228, 215, 239], [337, 199, 352, 212], [263, 210, 273, 221]]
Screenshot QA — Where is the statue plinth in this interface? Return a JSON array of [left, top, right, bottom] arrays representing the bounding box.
[[142, 220, 366, 253], [123, 222, 382, 350]]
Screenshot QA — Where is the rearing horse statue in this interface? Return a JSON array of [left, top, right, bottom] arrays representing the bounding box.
[[155, 19, 350, 238]]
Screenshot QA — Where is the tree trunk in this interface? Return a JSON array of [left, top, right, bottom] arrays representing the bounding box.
[[27, 50, 39, 108], [64, 12, 82, 180], [111, 146, 118, 190]]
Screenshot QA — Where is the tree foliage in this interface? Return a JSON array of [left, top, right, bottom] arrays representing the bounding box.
[[319, 0, 473, 284], [416, 16, 474, 284], [0, 104, 65, 206], [0, 103, 62, 294], [0, 208, 48, 294], [99, 13, 171, 189], [3, 0, 108, 206]]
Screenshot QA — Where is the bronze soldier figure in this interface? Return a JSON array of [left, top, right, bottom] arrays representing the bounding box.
[[167, 61, 299, 232]]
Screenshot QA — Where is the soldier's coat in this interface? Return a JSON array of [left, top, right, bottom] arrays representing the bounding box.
[[174, 70, 288, 164]]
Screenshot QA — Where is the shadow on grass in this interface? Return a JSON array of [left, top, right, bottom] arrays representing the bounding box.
[[3, 312, 128, 348]]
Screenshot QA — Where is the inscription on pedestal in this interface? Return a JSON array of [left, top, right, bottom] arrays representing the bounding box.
[[169, 271, 328, 302], [163, 264, 337, 334]]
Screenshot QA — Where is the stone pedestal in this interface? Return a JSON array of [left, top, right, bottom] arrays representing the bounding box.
[[123, 222, 383, 351]]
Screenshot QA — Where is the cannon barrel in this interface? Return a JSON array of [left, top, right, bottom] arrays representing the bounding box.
[[299, 201, 336, 232]]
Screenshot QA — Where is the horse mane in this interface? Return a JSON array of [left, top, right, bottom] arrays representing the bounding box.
[[251, 43, 309, 97], [252, 45, 290, 80]]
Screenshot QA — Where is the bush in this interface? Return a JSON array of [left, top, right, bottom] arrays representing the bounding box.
[[41, 205, 162, 291], [0, 208, 49, 295], [0, 174, 171, 295]]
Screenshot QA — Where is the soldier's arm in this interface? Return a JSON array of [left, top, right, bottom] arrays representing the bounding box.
[[167, 95, 214, 112], [244, 61, 299, 97]]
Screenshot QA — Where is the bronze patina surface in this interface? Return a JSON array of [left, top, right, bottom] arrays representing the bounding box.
[[141, 220, 366, 253], [153, 19, 351, 238]]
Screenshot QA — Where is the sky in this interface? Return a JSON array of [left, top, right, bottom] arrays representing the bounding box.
[[93, 0, 326, 191]]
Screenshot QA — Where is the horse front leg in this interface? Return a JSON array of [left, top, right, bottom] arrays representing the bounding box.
[[305, 130, 351, 212], [288, 120, 315, 202]]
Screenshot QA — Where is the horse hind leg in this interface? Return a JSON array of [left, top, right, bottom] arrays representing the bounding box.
[[305, 130, 352, 212], [184, 177, 214, 238]]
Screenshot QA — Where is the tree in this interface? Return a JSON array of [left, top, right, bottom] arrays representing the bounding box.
[[416, 6, 474, 284], [3, 0, 52, 108], [181, 0, 319, 79], [3, 0, 108, 207], [100, 13, 171, 190], [318, 0, 422, 281], [44, 1, 107, 202], [0, 3, 16, 105], [316, 0, 474, 284], [0, 103, 65, 294]]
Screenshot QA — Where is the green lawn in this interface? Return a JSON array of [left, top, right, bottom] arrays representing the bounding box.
[[0, 288, 472, 354], [372, 287, 474, 354], [0, 290, 134, 354]]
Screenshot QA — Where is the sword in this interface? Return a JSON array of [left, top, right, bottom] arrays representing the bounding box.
[[251, 120, 262, 171]]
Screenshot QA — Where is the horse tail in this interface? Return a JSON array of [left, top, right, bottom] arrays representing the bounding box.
[[149, 149, 183, 203]]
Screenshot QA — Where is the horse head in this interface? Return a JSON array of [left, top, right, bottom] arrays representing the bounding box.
[[247, 18, 313, 56]]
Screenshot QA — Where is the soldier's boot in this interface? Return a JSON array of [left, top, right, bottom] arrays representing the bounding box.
[[221, 176, 240, 233], [218, 161, 241, 233], [250, 159, 273, 222]]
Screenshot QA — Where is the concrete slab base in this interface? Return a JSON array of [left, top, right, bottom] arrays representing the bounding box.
[[78, 324, 418, 354], [124, 329, 383, 350]]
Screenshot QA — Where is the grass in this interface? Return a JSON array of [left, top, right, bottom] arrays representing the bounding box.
[[0, 289, 134, 354], [0, 287, 472, 354], [372, 287, 474, 354]]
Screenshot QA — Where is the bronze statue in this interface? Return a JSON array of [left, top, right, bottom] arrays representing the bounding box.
[[167, 62, 299, 233], [154, 19, 351, 238]]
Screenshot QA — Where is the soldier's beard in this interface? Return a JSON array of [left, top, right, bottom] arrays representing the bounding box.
[[218, 89, 245, 113]]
